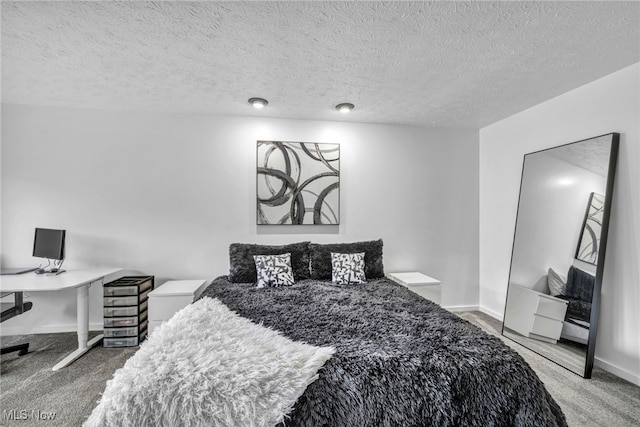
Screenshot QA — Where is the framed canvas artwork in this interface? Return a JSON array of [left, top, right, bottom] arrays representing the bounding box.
[[575, 192, 605, 265], [257, 141, 340, 225]]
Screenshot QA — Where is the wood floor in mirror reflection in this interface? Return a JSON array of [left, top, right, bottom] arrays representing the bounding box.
[[503, 327, 586, 376]]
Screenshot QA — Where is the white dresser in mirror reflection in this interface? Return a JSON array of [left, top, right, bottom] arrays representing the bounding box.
[[504, 284, 568, 344]]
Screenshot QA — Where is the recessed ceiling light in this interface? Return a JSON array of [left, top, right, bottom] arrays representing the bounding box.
[[335, 103, 355, 114], [248, 97, 268, 109]]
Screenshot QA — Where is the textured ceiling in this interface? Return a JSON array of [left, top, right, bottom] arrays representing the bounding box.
[[2, 1, 639, 128], [546, 134, 614, 177]]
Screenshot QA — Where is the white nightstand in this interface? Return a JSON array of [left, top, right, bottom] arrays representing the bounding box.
[[387, 272, 442, 305], [504, 284, 568, 344], [148, 280, 209, 336]]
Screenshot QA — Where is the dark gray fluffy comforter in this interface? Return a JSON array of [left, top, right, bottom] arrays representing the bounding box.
[[200, 276, 566, 427]]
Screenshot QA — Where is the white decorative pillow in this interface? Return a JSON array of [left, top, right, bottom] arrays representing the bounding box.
[[547, 267, 566, 296], [253, 253, 295, 288], [331, 252, 366, 285]]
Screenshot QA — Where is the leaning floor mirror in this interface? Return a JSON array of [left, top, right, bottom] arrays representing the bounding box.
[[502, 133, 619, 378]]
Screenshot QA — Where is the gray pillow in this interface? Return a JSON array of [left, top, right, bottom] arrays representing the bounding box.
[[309, 239, 384, 280], [228, 242, 310, 283], [547, 268, 566, 296]]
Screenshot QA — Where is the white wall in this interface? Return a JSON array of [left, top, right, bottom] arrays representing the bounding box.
[[0, 105, 479, 334], [480, 63, 640, 384]]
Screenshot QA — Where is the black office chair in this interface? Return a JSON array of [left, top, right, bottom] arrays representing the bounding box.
[[1, 292, 32, 356]]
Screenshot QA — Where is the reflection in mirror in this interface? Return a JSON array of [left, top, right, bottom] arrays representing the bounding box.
[[576, 192, 605, 264], [502, 133, 619, 378]]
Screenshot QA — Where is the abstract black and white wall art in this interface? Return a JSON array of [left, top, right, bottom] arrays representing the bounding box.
[[576, 192, 605, 265], [257, 141, 340, 225]]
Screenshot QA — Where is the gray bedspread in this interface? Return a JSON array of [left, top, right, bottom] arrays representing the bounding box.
[[200, 276, 566, 427]]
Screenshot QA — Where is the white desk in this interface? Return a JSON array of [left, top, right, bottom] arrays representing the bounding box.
[[0, 268, 121, 370]]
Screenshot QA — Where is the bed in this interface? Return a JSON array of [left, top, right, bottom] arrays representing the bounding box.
[[201, 275, 565, 427], [86, 240, 566, 427]]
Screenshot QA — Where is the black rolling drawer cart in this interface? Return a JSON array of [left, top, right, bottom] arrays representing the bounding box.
[[103, 276, 154, 347]]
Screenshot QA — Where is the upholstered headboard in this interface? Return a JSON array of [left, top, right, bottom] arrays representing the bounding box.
[[564, 266, 595, 303]]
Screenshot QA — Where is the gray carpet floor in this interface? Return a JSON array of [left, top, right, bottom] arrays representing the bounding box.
[[1, 312, 639, 426], [0, 332, 136, 427], [457, 311, 640, 427]]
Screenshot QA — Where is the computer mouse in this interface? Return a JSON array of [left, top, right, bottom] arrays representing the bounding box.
[[35, 268, 46, 274]]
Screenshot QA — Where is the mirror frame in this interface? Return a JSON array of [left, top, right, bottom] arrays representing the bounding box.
[[502, 132, 619, 378]]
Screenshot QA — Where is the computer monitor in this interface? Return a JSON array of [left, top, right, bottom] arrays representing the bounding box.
[[33, 228, 66, 261]]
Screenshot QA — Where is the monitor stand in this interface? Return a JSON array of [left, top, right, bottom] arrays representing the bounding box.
[[45, 269, 66, 276]]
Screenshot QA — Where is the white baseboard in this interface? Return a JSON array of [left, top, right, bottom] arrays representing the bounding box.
[[3, 308, 638, 387], [443, 304, 479, 312], [475, 305, 639, 385], [0, 322, 104, 336], [594, 357, 640, 386], [444, 305, 503, 322], [478, 305, 504, 322]]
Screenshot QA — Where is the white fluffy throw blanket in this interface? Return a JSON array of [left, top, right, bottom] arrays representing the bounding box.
[[84, 297, 335, 427]]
